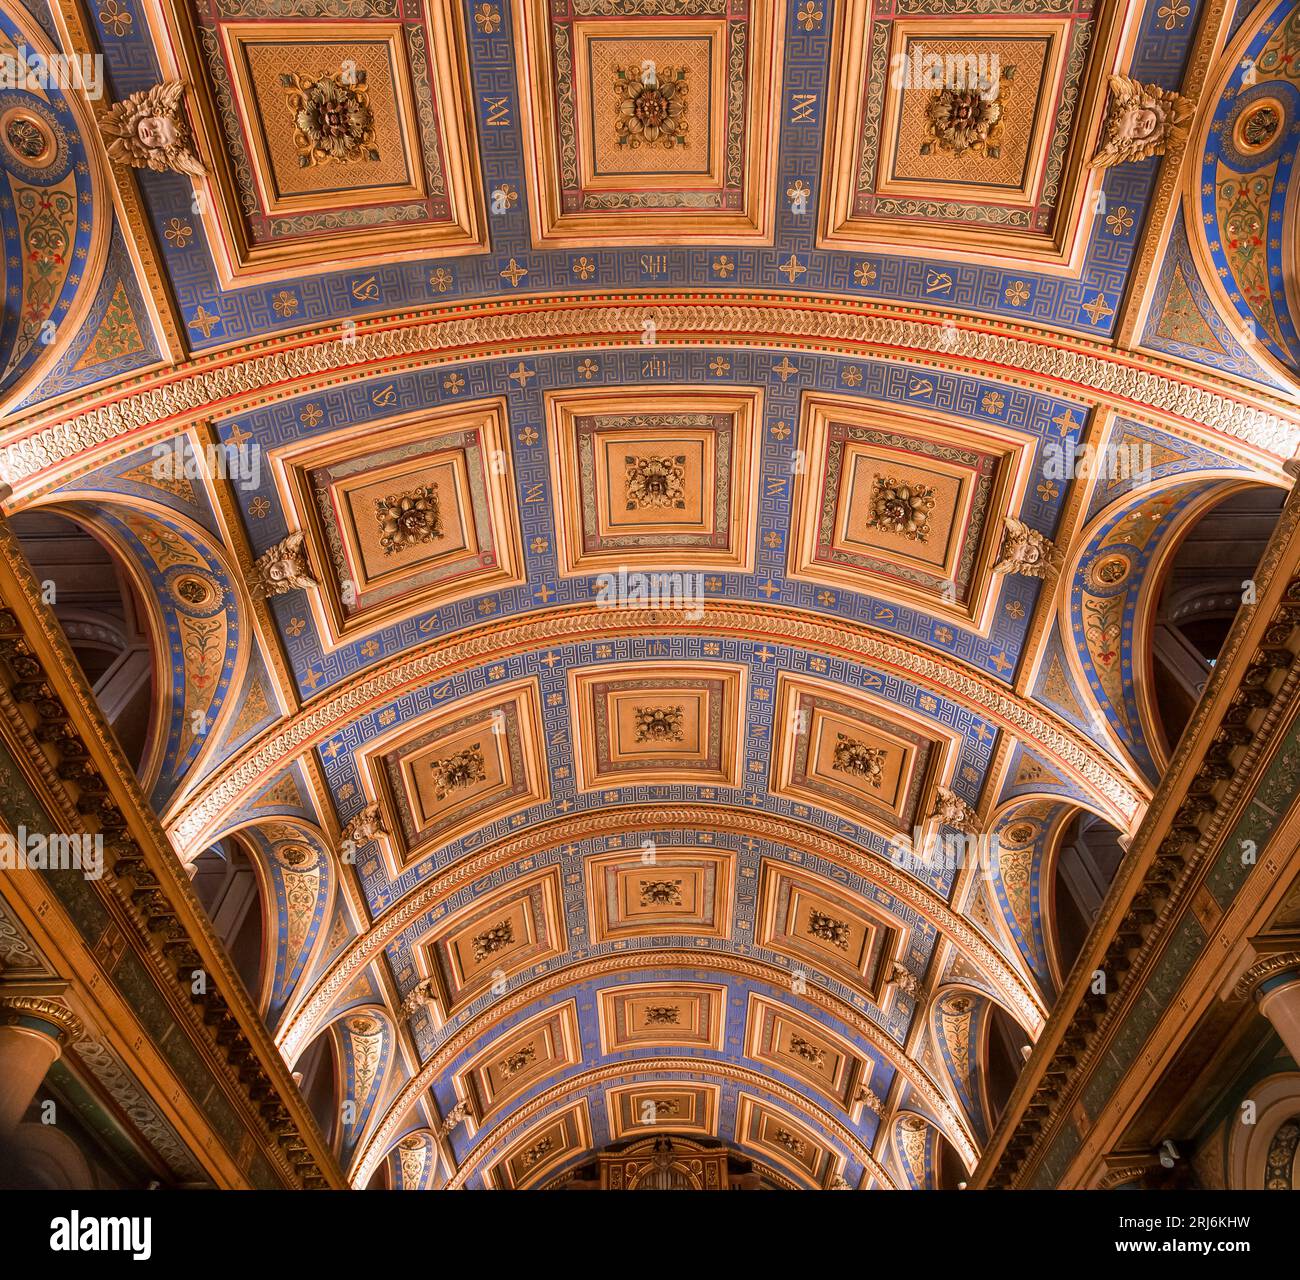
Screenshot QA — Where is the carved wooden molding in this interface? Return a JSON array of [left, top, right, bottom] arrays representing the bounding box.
[[0, 520, 343, 1188], [977, 482, 1300, 1188], [3, 296, 1297, 501]]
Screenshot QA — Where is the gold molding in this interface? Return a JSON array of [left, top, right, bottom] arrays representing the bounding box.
[[147, 0, 488, 286], [454, 999, 583, 1126], [484, 1097, 592, 1189], [1233, 945, 1300, 1002], [786, 390, 1035, 636], [604, 1079, 721, 1143], [191, 419, 301, 717], [269, 398, 527, 651], [544, 384, 764, 577], [510, 0, 781, 247], [349, 947, 974, 1185], [2, 296, 1297, 505], [0, 989, 84, 1045], [818, 0, 1125, 268]]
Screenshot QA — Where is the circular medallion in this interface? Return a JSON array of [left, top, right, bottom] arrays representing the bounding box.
[[1218, 84, 1296, 170], [1088, 552, 1131, 592], [273, 840, 316, 870], [1003, 820, 1039, 847], [1233, 96, 1285, 156], [5, 112, 49, 162], [0, 99, 68, 180], [165, 567, 226, 617]]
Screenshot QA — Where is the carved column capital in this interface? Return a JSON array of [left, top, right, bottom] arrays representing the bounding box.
[[0, 990, 83, 1047], [1233, 950, 1300, 1002], [1096, 1149, 1161, 1189], [1232, 937, 1300, 1065], [0, 983, 83, 1135]]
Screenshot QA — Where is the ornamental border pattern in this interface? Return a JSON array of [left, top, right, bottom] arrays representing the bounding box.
[[2, 298, 1298, 495]]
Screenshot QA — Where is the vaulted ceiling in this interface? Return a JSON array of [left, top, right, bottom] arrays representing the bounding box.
[[0, 0, 1297, 1189]]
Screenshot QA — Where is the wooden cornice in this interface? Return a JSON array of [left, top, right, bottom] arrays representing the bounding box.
[[974, 477, 1300, 1187], [0, 518, 345, 1189]]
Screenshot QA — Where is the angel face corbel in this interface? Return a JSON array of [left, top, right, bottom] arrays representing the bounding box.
[[134, 112, 178, 152], [99, 81, 206, 179], [1089, 75, 1194, 170], [251, 531, 317, 599]]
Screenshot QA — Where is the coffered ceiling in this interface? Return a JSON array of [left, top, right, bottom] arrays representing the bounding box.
[[0, 0, 1297, 1189]]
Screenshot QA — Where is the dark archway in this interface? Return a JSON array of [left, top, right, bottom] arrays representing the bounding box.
[[1048, 812, 1126, 983], [189, 837, 266, 1003], [935, 1133, 969, 1189], [982, 1001, 1033, 1131], [9, 509, 156, 774], [293, 1030, 341, 1154], [1150, 486, 1286, 756]]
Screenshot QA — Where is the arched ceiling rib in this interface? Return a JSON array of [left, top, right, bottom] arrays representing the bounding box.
[[3, 301, 1298, 504], [435, 1059, 900, 1191], [171, 604, 1149, 851], [276, 805, 1049, 1062]]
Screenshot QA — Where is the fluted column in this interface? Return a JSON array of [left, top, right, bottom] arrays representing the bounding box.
[[1234, 948, 1300, 1064], [0, 985, 83, 1136]]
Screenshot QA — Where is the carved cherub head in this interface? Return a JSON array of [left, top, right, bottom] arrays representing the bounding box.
[[251, 532, 317, 598], [135, 113, 176, 150], [99, 82, 205, 178], [1089, 75, 1193, 169]]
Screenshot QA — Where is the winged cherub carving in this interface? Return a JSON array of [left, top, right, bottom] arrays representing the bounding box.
[[99, 82, 206, 178], [1089, 75, 1193, 169], [251, 532, 317, 599]]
